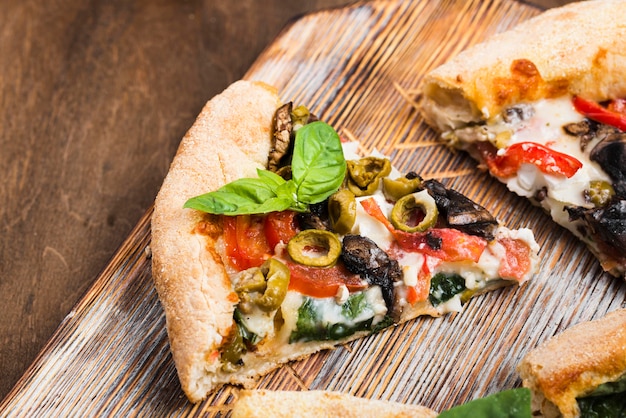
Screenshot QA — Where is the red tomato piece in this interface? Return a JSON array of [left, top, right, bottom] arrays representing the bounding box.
[[360, 198, 487, 263], [480, 141, 582, 179], [286, 261, 367, 298], [497, 238, 532, 282], [264, 211, 299, 250], [222, 215, 271, 271]]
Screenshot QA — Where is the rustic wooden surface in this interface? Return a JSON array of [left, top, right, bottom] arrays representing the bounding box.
[[0, 0, 610, 415], [0, 0, 353, 401]]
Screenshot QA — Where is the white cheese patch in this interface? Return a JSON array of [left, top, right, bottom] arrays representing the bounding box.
[[352, 193, 394, 249]]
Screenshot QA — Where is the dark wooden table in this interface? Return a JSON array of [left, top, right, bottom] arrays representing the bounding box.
[[0, 0, 572, 402]]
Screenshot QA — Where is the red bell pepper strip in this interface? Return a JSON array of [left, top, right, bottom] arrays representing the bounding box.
[[573, 96, 626, 132], [477, 141, 582, 179]]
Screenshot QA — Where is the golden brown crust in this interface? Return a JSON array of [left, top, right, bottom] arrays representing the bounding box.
[[151, 80, 281, 402], [231, 390, 438, 418], [517, 309, 626, 418], [421, 0, 626, 131]]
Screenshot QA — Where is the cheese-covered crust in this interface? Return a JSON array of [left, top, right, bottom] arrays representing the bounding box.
[[421, 0, 626, 132], [232, 390, 438, 418], [517, 309, 626, 418], [151, 80, 281, 402]]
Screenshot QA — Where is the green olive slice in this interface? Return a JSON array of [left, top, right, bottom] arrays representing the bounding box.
[[328, 189, 356, 235], [346, 157, 392, 196], [587, 180, 615, 207], [253, 258, 290, 312], [287, 229, 341, 267], [391, 189, 439, 232], [382, 175, 423, 201]]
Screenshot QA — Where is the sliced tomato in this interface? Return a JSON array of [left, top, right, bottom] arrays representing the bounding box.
[[477, 141, 582, 179], [360, 198, 486, 263], [264, 210, 299, 250], [573, 96, 626, 132], [497, 238, 533, 282], [286, 261, 367, 298], [222, 214, 271, 271]]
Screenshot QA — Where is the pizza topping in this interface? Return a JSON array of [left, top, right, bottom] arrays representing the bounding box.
[[572, 96, 626, 132], [382, 173, 423, 201], [235, 258, 290, 313], [286, 229, 341, 268], [328, 189, 357, 234], [589, 131, 626, 198], [184, 120, 346, 215], [480, 141, 583, 179], [586, 180, 615, 208], [286, 261, 367, 299], [288, 288, 389, 343], [268, 102, 293, 173], [390, 189, 439, 233], [341, 234, 401, 313], [346, 156, 392, 196], [422, 179, 498, 240], [428, 272, 467, 307]]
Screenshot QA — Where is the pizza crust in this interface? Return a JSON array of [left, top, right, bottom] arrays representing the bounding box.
[[151, 80, 281, 402], [231, 390, 438, 418], [421, 0, 626, 132], [517, 309, 626, 418]]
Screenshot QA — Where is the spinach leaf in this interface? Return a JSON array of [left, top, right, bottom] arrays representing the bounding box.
[[341, 292, 368, 320], [291, 121, 346, 205], [578, 392, 626, 418], [428, 272, 466, 306], [438, 388, 531, 418], [183, 121, 345, 215], [289, 293, 380, 343]]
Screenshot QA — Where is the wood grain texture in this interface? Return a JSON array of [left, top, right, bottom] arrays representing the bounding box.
[[0, 0, 352, 400], [2, 0, 624, 416]]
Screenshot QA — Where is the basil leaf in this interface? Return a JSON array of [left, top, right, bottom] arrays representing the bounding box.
[[292, 121, 346, 204], [183, 169, 296, 215], [438, 388, 531, 418], [184, 120, 346, 215]]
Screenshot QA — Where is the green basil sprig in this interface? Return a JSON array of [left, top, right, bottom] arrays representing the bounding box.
[[183, 121, 346, 215], [438, 388, 531, 418]]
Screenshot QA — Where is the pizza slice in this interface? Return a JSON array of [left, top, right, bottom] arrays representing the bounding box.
[[151, 80, 539, 403], [419, 0, 626, 277], [518, 309, 626, 418]]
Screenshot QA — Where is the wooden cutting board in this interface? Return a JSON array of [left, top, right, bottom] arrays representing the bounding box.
[[2, 0, 624, 416]]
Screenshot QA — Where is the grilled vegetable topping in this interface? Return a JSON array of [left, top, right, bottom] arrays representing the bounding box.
[[423, 179, 499, 241], [586, 180, 615, 207], [590, 131, 626, 198], [341, 235, 401, 313], [235, 258, 290, 313], [346, 157, 391, 196], [391, 189, 439, 232], [328, 189, 357, 234], [269, 102, 294, 173], [287, 230, 341, 267], [382, 173, 423, 201]]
